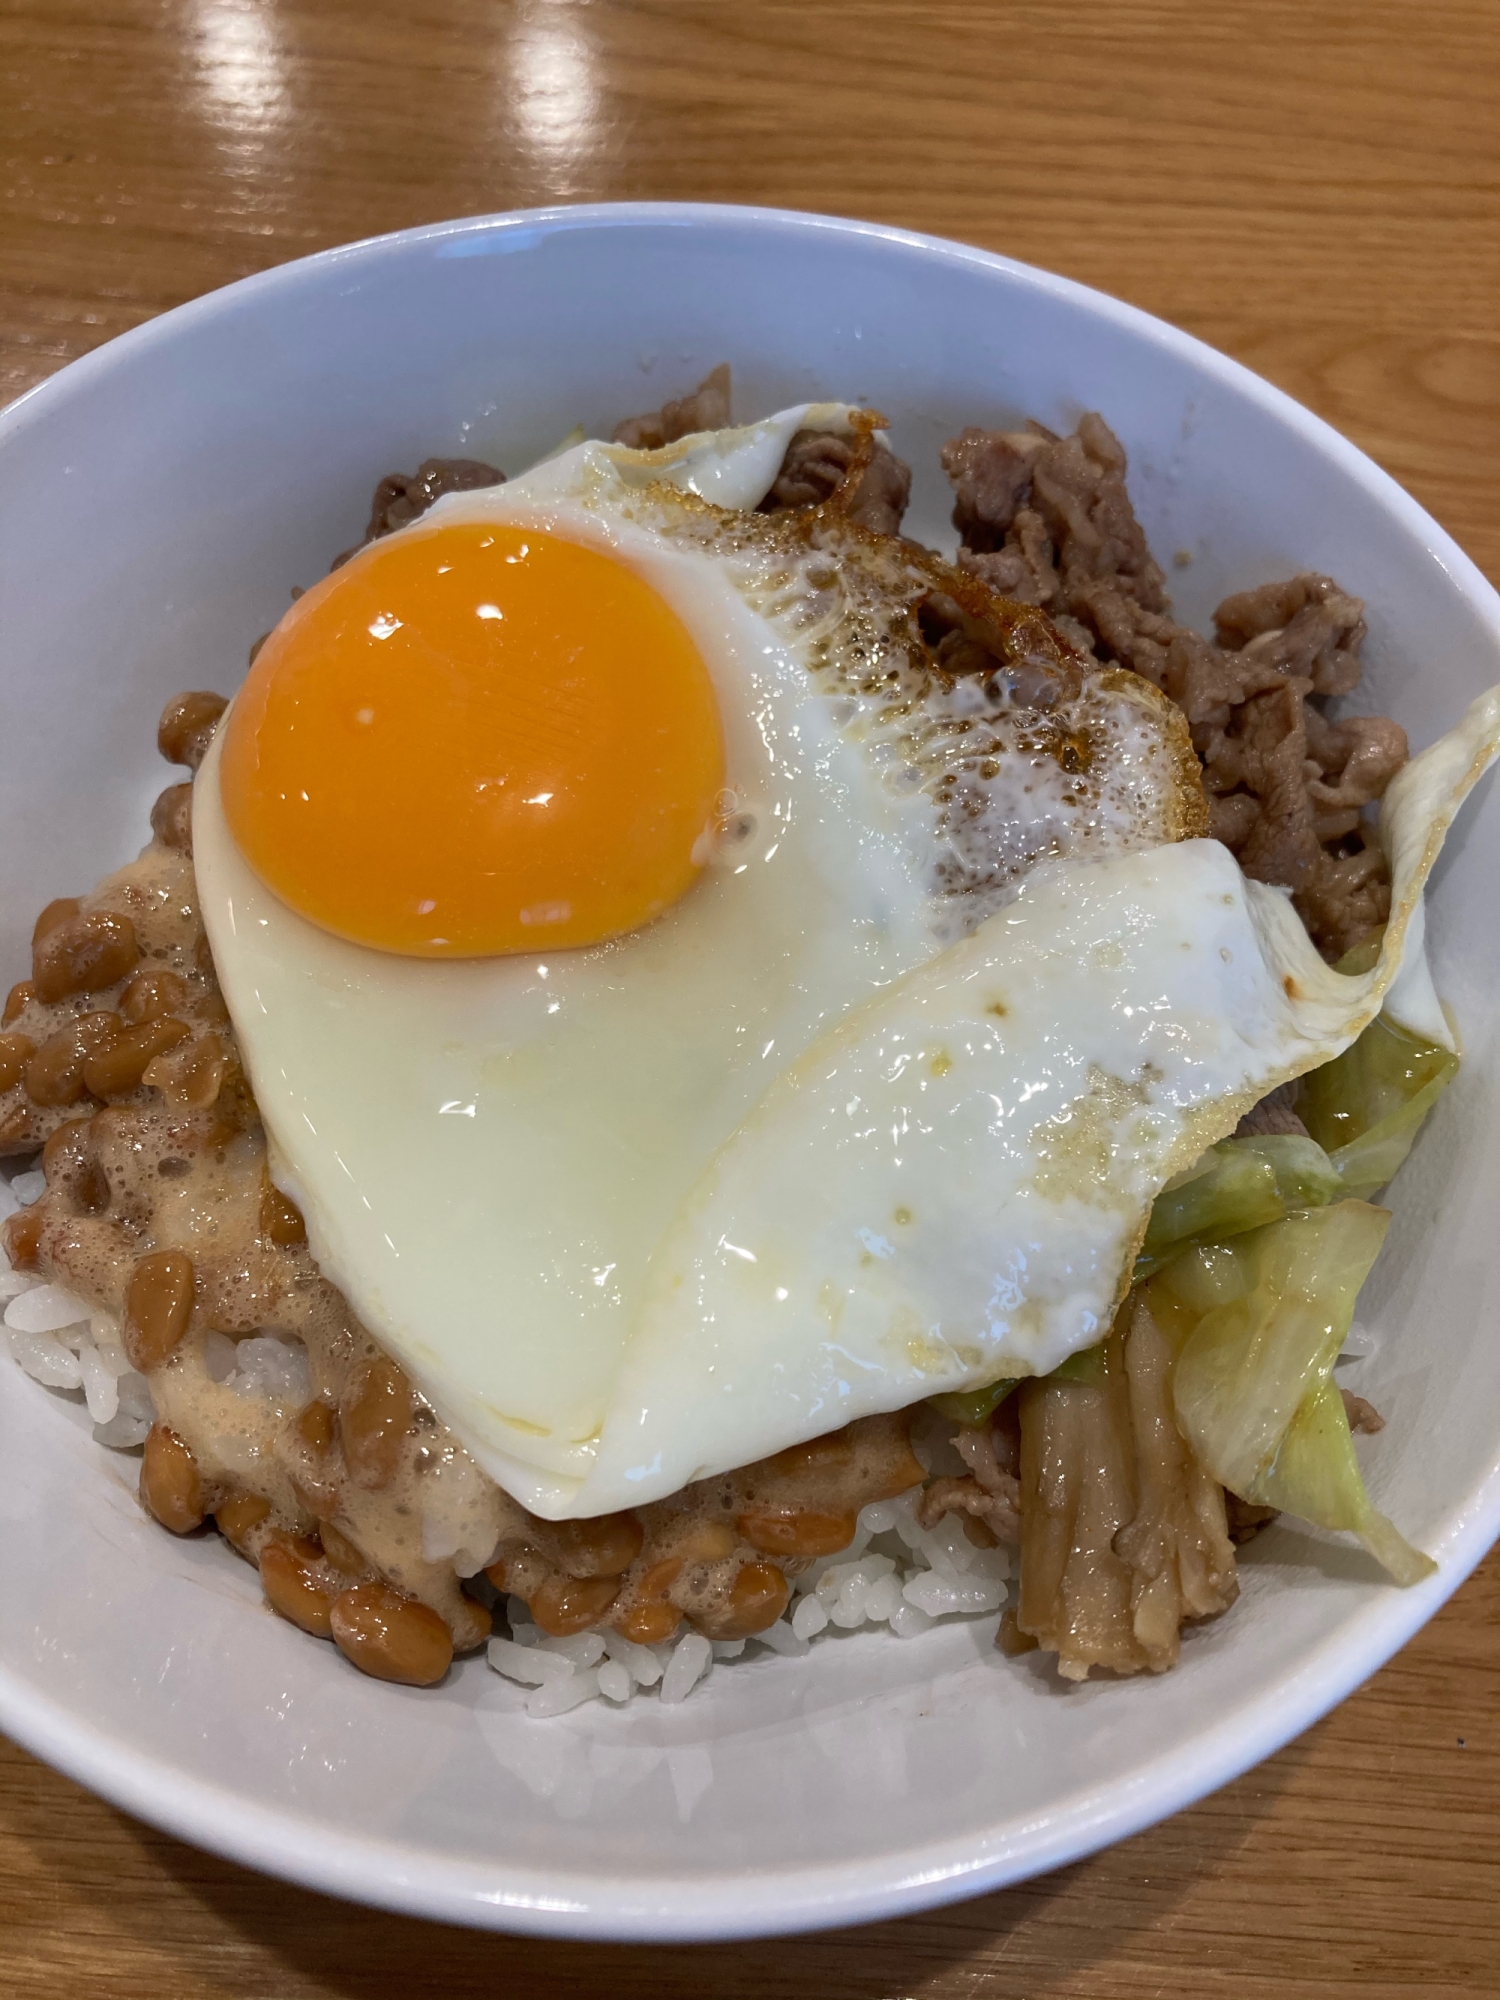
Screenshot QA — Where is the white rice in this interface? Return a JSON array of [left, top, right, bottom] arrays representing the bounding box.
[[205, 1327, 312, 1409], [1, 1166, 325, 1450], [485, 1458, 1012, 1718], [1, 1169, 155, 1445]]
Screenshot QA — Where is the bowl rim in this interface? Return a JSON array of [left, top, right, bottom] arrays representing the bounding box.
[[2, 198, 1499, 1943]]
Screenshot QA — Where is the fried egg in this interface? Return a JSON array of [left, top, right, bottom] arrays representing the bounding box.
[[599, 694, 1500, 1502], [193, 404, 1500, 1518]]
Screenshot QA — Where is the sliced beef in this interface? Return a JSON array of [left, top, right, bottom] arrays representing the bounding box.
[[1234, 1082, 1309, 1139], [1341, 1388, 1386, 1435], [919, 1416, 1022, 1546], [1197, 680, 1400, 957], [941, 423, 1049, 545], [1217, 682, 1327, 892], [1294, 845, 1396, 962], [944, 412, 1168, 661], [1224, 1494, 1280, 1544], [1213, 574, 1366, 696], [611, 362, 732, 449], [942, 412, 1410, 960], [1302, 709, 1410, 838], [763, 426, 848, 510], [763, 427, 912, 535], [332, 457, 504, 568], [957, 507, 1059, 608]]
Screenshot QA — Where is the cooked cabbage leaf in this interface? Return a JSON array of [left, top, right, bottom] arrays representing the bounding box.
[[1164, 1202, 1388, 1495], [1299, 1011, 1458, 1200], [1253, 1376, 1436, 1585], [1234, 1133, 1344, 1209], [1137, 1004, 1453, 1284], [1138, 1144, 1283, 1274], [1135, 1132, 1343, 1280], [1158, 1200, 1433, 1583]]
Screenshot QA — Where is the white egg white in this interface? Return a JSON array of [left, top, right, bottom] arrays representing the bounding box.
[[194, 403, 1500, 1518]]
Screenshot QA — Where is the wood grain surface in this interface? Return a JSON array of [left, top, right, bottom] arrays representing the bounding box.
[[2, 2, 1498, 1993]]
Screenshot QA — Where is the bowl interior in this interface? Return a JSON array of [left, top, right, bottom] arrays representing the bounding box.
[[2, 205, 1498, 1940]]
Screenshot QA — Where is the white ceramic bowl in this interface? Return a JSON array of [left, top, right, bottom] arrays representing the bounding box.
[[1, 204, 1497, 1942]]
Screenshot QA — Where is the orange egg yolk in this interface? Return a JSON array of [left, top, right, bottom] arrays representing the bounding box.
[[218, 522, 726, 956]]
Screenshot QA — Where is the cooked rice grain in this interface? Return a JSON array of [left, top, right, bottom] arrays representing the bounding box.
[[486, 1482, 1012, 1717]]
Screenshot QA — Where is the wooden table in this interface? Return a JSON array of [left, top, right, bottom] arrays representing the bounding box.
[[3, 3, 1498, 1992]]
